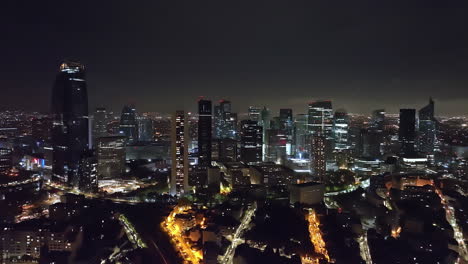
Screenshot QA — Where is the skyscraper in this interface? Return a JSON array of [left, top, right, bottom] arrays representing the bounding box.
[[171, 111, 189, 196], [0, 148, 12, 174], [307, 100, 333, 137], [51, 60, 89, 186], [248, 106, 261, 122], [137, 114, 154, 142], [92, 107, 108, 146], [418, 98, 436, 154], [97, 135, 126, 179], [260, 107, 271, 161], [119, 105, 138, 144], [371, 109, 385, 131], [79, 151, 98, 193], [214, 100, 237, 139], [240, 120, 263, 164], [311, 135, 326, 181], [399, 109, 416, 156], [293, 114, 308, 157], [308, 101, 334, 164], [333, 110, 350, 150], [198, 98, 212, 169]]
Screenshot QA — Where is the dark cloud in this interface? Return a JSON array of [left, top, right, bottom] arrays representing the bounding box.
[[1, 0, 468, 115]]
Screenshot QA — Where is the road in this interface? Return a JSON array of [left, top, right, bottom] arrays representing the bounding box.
[[219, 203, 257, 264], [436, 189, 468, 263], [357, 232, 373, 264]]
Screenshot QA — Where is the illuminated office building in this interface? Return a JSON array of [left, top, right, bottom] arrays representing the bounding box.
[[214, 100, 237, 139], [171, 111, 189, 195], [248, 106, 261, 122], [333, 110, 349, 150], [92, 107, 108, 145], [310, 135, 326, 181], [79, 151, 98, 193], [51, 60, 89, 186], [97, 135, 126, 179], [138, 114, 154, 142], [371, 109, 386, 131], [307, 100, 333, 137], [0, 148, 12, 174], [198, 98, 212, 169], [240, 120, 263, 164], [119, 104, 138, 143], [294, 114, 308, 157]]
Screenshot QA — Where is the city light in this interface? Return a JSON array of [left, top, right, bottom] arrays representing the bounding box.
[[162, 206, 203, 264], [303, 209, 330, 263]]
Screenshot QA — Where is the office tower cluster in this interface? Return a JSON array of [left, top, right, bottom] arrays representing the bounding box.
[[49, 61, 164, 193], [47, 60, 441, 197]]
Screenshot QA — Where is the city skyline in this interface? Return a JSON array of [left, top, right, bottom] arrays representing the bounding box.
[[2, 1, 468, 115]]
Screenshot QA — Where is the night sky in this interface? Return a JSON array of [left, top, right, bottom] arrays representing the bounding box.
[[2, 1, 468, 115]]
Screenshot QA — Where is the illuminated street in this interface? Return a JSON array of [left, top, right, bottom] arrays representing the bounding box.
[[357, 232, 372, 264], [118, 214, 148, 249], [219, 203, 257, 264], [436, 189, 468, 263], [303, 209, 330, 263], [162, 205, 203, 264]]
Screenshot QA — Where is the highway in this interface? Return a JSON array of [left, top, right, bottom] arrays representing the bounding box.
[[219, 203, 257, 264]]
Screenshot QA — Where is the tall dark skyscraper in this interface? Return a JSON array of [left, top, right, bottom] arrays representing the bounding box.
[[198, 98, 212, 168], [418, 98, 436, 154], [240, 120, 263, 164], [119, 105, 138, 143], [371, 109, 386, 131], [399, 109, 416, 156], [51, 60, 89, 186]]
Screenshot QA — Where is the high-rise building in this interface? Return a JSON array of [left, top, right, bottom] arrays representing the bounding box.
[[119, 105, 138, 144], [79, 151, 98, 193], [308, 101, 334, 164], [92, 107, 108, 145], [248, 106, 261, 122], [0, 148, 12, 174], [217, 139, 238, 162], [307, 100, 333, 137], [333, 110, 349, 150], [97, 135, 126, 179], [311, 135, 326, 181], [279, 109, 294, 155], [171, 111, 189, 196], [294, 114, 308, 157], [399, 109, 416, 156], [418, 98, 436, 154], [51, 60, 89, 186], [260, 107, 271, 161], [240, 120, 263, 164], [371, 109, 386, 131], [198, 98, 212, 169], [214, 100, 237, 139], [138, 115, 154, 142], [32, 117, 52, 143]]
